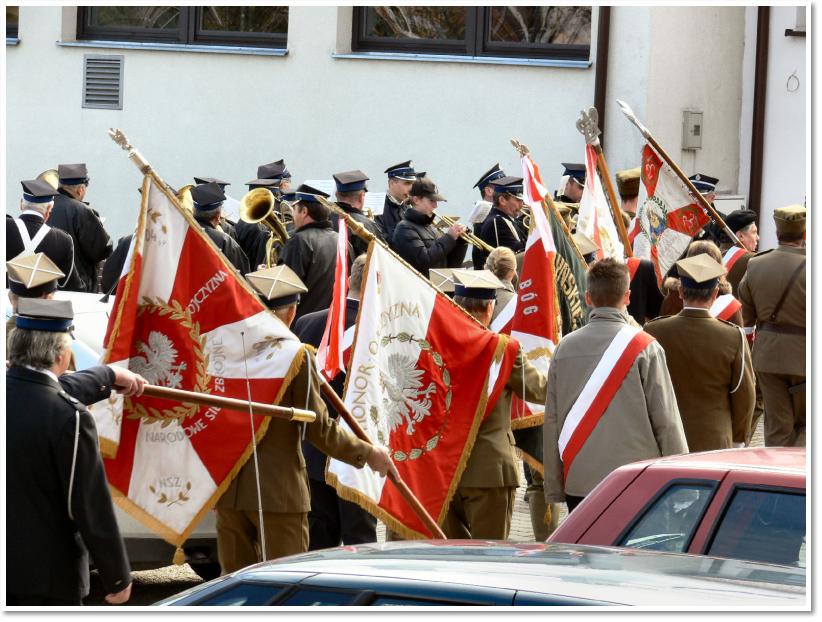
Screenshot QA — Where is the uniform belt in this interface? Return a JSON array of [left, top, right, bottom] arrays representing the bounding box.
[[758, 321, 805, 336]]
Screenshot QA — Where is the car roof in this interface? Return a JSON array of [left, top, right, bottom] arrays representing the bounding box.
[[221, 542, 805, 607], [647, 447, 806, 475]]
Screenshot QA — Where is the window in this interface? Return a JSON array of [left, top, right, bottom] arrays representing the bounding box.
[[619, 484, 714, 553], [352, 7, 591, 60], [7, 6, 19, 39], [77, 7, 288, 48], [196, 582, 288, 606], [708, 488, 805, 567]]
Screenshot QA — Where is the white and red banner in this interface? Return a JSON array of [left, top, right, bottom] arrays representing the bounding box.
[[632, 144, 711, 285], [710, 293, 742, 321], [558, 325, 655, 480], [722, 246, 747, 272], [317, 219, 349, 380], [97, 175, 304, 547], [576, 145, 624, 260], [326, 243, 519, 538]]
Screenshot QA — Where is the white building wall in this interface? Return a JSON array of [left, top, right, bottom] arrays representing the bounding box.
[[6, 6, 608, 239], [757, 6, 807, 250]]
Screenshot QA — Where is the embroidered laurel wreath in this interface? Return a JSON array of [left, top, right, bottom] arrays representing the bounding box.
[[125, 297, 210, 427], [377, 332, 452, 462]]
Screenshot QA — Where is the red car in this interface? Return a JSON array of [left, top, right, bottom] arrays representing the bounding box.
[[549, 448, 806, 568]]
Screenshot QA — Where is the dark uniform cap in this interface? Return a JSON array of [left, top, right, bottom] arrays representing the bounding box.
[[773, 204, 806, 236], [21, 179, 59, 203], [333, 170, 370, 193], [257, 161, 289, 181], [561, 162, 586, 184], [274, 159, 292, 179], [490, 175, 526, 200], [193, 176, 230, 188], [384, 160, 417, 181], [409, 177, 446, 202], [15, 297, 74, 332], [452, 269, 504, 300], [474, 164, 506, 191], [246, 264, 307, 309], [676, 253, 725, 290], [57, 163, 90, 185], [190, 182, 226, 211], [572, 231, 599, 257], [689, 173, 718, 194], [7, 252, 65, 297], [724, 209, 757, 234], [280, 183, 330, 204], [615, 167, 641, 199], [429, 268, 456, 293], [245, 178, 281, 191]]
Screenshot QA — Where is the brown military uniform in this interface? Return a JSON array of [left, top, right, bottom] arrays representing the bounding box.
[[738, 246, 806, 447], [443, 347, 546, 540], [724, 249, 753, 298], [216, 347, 373, 572], [644, 309, 755, 452]]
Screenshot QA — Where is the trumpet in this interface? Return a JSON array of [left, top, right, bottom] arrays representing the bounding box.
[[240, 187, 291, 267], [519, 206, 532, 231], [434, 214, 494, 254]]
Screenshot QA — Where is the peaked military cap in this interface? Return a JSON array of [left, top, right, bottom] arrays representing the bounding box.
[[245, 178, 281, 191], [615, 167, 641, 199], [281, 183, 330, 204], [7, 252, 64, 297], [15, 297, 74, 332], [246, 264, 307, 309], [490, 175, 526, 200], [561, 163, 586, 183], [474, 164, 506, 191], [190, 182, 226, 211], [724, 209, 757, 234], [410, 177, 446, 201], [384, 160, 417, 181], [257, 161, 289, 180], [773, 204, 806, 236], [57, 163, 90, 185], [193, 176, 230, 188], [676, 253, 725, 289], [429, 268, 457, 293], [21, 179, 59, 203], [689, 173, 718, 194], [452, 269, 504, 300], [572, 231, 599, 257], [333, 170, 370, 193], [274, 159, 292, 179]]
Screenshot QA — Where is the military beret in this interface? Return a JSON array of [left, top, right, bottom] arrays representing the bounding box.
[[615, 167, 641, 199], [724, 209, 757, 234]]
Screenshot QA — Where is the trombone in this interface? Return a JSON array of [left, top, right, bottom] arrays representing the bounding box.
[[240, 187, 291, 267], [434, 214, 494, 254]]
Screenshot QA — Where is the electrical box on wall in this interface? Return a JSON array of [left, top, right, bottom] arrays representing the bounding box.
[[682, 110, 703, 150]]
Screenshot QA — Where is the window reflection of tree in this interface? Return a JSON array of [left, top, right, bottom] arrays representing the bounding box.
[[489, 6, 591, 45], [371, 7, 466, 40], [92, 6, 180, 30], [202, 7, 288, 33]]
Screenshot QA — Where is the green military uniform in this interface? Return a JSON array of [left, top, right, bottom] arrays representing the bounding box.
[[443, 347, 546, 539], [216, 347, 373, 572], [738, 207, 806, 447], [644, 309, 755, 451]]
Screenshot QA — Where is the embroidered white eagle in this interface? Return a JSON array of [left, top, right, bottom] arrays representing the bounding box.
[[379, 353, 436, 435], [129, 331, 187, 389]]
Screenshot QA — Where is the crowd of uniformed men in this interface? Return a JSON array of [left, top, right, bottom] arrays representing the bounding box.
[[5, 157, 806, 605]]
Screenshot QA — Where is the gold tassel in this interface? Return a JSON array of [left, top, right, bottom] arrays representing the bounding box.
[[173, 546, 186, 566]]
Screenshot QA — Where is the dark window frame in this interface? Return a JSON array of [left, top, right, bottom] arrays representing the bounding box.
[[7, 6, 20, 39], [76, 6, 287, 49], [351, 6, 591, 60]]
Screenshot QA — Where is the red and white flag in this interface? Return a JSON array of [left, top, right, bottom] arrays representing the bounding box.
[[317, 219, 349, 380], [633, 144, 711, 285], [326, 243, 520, 538], [576, 145, 624, 260], [710, 293, 742, 321], [97, 175, 305, 548]]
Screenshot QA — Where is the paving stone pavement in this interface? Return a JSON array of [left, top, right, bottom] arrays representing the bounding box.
[[377, 418, 764, 543]]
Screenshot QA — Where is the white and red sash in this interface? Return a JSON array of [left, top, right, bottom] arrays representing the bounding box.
[[722, 246, 747, 272], [709, 294, 742, 322], [558, 325, 655, 481], [489, 294, 516, 335]]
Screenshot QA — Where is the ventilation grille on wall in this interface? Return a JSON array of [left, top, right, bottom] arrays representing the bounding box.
[[82, 55, 123, 110]]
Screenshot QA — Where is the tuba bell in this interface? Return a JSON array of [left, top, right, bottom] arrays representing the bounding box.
[[240, 187, 290, 266], [176, 184, 195, 213], [36, 169, 60, 191]]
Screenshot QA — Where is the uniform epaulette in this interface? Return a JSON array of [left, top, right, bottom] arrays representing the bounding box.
[[57, 390, 80, 407], [644, 315, 672, 324], [717, 318, 742, 329], [753, 248, 774, 257]]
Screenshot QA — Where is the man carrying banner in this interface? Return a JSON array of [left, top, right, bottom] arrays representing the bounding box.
[[442, 270, 547, 540], [543, 258, 687, 513], [216, 266, 396, 572], [645, 254, 755, 452]]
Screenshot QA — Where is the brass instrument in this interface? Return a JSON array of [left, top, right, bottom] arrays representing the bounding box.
[[176, 184, 195, 213], [434, 214, 494, 254], [240, 187, 290, 267], [36, 168, 60, 191], [519, 205, 532, 231]]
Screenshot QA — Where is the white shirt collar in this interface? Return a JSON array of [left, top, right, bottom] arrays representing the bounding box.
[[22, 364, 60, 384], [20, 210, 46, 219]]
